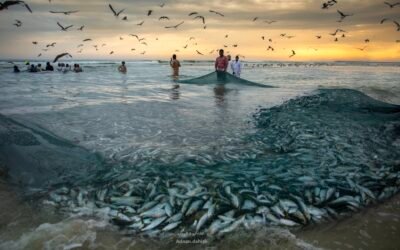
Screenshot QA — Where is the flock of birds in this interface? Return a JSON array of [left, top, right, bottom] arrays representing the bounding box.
[[0, 0, 399, 62]]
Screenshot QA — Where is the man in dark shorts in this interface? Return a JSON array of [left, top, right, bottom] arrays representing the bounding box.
[[215, 49, 228, 82]]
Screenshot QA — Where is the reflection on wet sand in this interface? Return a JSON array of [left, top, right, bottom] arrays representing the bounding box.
[[214, 84, 226, 106], [170, 84, 180, 100]]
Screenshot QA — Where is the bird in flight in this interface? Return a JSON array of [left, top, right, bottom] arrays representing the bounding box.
[[141, 51, 146, 55], [209, 10, 224, 17], [77, 25, 84, 31], [253, 17, 258, 22], [356, 46, 367, 51], [137, 21, 144, 26], [365, 39, 370, 43], [330, 28, 346, 36], [159, 3, 165, 8], [196, 50, 204, 55], [46, 42, 56, 47], [337, 10, 353, 22], [316, 35, 322, 39], [147, 10, 153, 16], [57, 22, 73, 31], [384, 1, 400, 8], [53, 52, 72, 62], [381, 18, 400, 31], [289, 50, 296, 58], [321, 0, 337, 9], [130, 34, 140, 40], [188, 12, 198, 16], [267, 46, 274, 51], [0, 1, 32, 13], [13, 19, 22, 27], [264, 20, 276, 24], [77, 44, 84, 48], [37, 53, 42, 57], [159, 16, 169, 20], [50, 10, 78, 15], [109, 51, 114, 55], [83, 38, 92, 42], [109, 4, 124, 17], [165, 21, 184, 29], [32, 41, 38, 45], [194, 15, 205, 24], [122, 16, 128, 21]]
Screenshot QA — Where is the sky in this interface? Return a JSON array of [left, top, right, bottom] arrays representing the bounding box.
[[0, 0, 399, 61]]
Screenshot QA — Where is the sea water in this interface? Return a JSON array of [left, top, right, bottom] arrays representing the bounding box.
[[0, 60, 399, 249]]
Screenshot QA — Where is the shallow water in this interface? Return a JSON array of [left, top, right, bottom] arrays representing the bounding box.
[[0, 61, 399, 249]]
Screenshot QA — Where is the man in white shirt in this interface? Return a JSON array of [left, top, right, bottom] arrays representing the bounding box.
[[231, 55, 242, 77]]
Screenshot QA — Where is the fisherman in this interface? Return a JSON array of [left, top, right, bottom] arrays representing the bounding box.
[[29, 64, 37, 73], [13, 65, 20, 73], [74, 64, 83, 73], [227, 54, 232, 73], [118, 61, 127, 73], [170, 54, 181, 77], [46, 62, 54, 71], [231, 55, 242, 77], [37, 63, 43, 72], [215, 49, 229, 81]]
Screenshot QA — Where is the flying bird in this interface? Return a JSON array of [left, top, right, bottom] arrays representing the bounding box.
[[57, 22, 73, 31], [77, 44, 84, 48], [13, 19, 22, 27], [289, 50, 296, 58], [147, 10, 153, 16], [49, 10, 78, 15], [183, 44, 188, 49], [53, 52, 72, 62], [32, 41, 38, 45], [136, 21, 144, 26], [109, 51, 114, 55], [316, 35, 322, 39], [264, 20, 276, 24], [365, 39, 370, 43], [159, 3, 165, 8], [194, 15, 205, 24], [196, 50, 204, 55], [83, 38, 92, 42], [384, 1, 400, 8], [321, 0, 337, 9], [141, 51, 146, 55], [46, 42, 56, 47], [165, 21, 184, 29], [130, 34, 139, 40], [188, 12, 198, 16], [356, 46, 367, 51], [159, 16, 169, 20], [0, 1, 32, 13], [209, 10, 224, 16], [77, 25, 84, 31], [253, 17, 258, 22], [330, 29, 346, 36], [267, 46, 274, 51], [337, 10, 353, 22], [261, 36, 265, 40], [122, 16, 128, 21], [120, 37, 123, 40], [108, 4, 124, 17]]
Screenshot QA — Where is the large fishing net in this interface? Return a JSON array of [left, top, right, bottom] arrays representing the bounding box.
[[178, 71, 273, 88]]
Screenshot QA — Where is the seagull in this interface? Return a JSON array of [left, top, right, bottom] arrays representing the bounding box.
[[342, 34, 346, 38], [252, 17, 258, 22], [267, 46, 274, 51], [93, 45, 98, 51], [131, 48, 136, 51], [141, 51, 146, 55], [261, 36, 265, 40], [38, 53, 42, 57], [183, 44, 188, 49], [120, 37, 123, 40], [365, 39, 370, 43], [394, 21, 400, 31], [108, 4, 124, 17], [57, 22, 73, 31], [50, 10, 78, 15], [330, 29, 346, 36], [264, 20, 276, 24], [53, 52, 72, 62], [232, 44, 238, 47], [188, 12, 198, 16], [77, 44, 84, 48], [280, 33, 286, 37], [147, 10, 153, 16], [141, 42, 147, 46], [122, 16, 128, 21], [32, 41, 38, 45], [384, 1, 400, 8], [316, 35, 322, 39], [356, 46, 367, 51], [396, 40, 400, 43], [287, 35, 295, 39], [209, 10, 224, 17], [129, 34, 139, 40], [194, 15, 205, 24], [46, 42, 56, 47], [13, 19, 22, 27], [159, 16, 169, 20], [109, 51, 114, 55], [334, 37, 339, 42], [165, 21, 184, 29], [225, 34, 228, 38], [196, 50, 204, 55], [138, 38, 146, 42], [321, 0, 337, 9], [0, 1, 32, 13], [380, 18, 390, 24], [77, 25, 84, 31], [289, 50, 296, 58], [83, 38, 92, 42], [337, 10, 353, 22], [189, 37, 195, 40], [136, 21, 144, 26]]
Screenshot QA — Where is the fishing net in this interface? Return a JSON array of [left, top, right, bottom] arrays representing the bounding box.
[[178, 71, 273, 88]]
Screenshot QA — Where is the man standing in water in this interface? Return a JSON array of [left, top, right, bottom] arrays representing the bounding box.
[[231, 55, 242, 77], [170, 54, 181, 77], [215, 49, 228, 81], [118, 61, 127, 73]]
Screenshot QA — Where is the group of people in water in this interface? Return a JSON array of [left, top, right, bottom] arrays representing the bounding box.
[[117, 49, 242, 78], [13, 62, 83, 73]]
